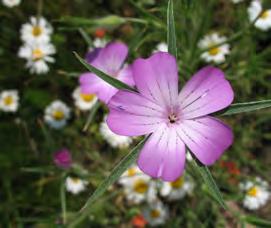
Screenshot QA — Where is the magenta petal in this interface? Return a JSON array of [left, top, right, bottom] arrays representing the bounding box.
[[132, 52, 179, 107], [117, 65, 135, 87], [137, 126, 186, 181], [79, 72, 117, 103], [92, 42, 128, 75], [107, 91, 165, 136], [177, 116, 233, 165], [179, 66, 234, 119]]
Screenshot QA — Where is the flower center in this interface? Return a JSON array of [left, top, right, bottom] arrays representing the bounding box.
[[32, 26, 43, 37], [80, 93, 95, 102], [32, 48, 44, 61], [247, 186, 258, 197], [71, 177, 80, 184], [208, 47, 220, 56], [133, 179, 148, 193], [127, 168, 137, 177], [168, 113, 178, 124], [3, 96, 13, 106], [170, 177, 184, 189], [260, 10, 269, 19], [150, 209, 161, 218], [52, 110, 65, 120]]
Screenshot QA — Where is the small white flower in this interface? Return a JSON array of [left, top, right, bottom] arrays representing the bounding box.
[[65, 176, 87, 195], [153, 42, 168, 53], [100, 116, 132, 149], [118, 164, 143, 186], [93, 38, 107, 48], [0, 90, 19, 112], [44, 100, 71, 129], [198, 33, 230, 64], [143, 201, 169, 226], [231, 0, 244, 4], [160, 175, 194, 201], [240, 177, 270, 210], [248, 0, 271, 31], [123, 173, 158, 204], [2, 0, 21, 8], [72, 87, 97, 111], [20, 16, 53, 44], [18, 42, 56, 74]]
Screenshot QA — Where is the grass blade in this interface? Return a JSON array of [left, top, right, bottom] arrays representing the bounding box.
[[167, 0, 177, 58], [67, 137, 149, 227], [220, 100, 271, 116], [189, 158, 227, 209], [82, 101, 101, 132], [73, 52, 136, 92]]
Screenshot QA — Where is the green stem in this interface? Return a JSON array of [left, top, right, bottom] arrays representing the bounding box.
[[37, 0, 43, 23], [82, 101, 101, 132], [78, 28, 92, 47], [60, 173, 67, 224]]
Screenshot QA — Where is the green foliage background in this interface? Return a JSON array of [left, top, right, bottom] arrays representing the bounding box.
[[0, 0, 270, 227]]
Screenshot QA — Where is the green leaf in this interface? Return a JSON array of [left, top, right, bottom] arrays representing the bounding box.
[[73, 52, 136, 92], [67, 137, 149, 227], [220, 100, 271, 116], [189, 158, 227, 209], [244, 215, 271, 227], [82, 101, 101, 132], [167, 0, 177, 59]]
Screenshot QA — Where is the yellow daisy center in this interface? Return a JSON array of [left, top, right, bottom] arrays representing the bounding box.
[[32, 48, 44, 61], [260, 10, 269, 19], [80, 93, 95, 102], [127, 168, 137, 177], [3, 96, 13, 106], [32, 26, 43, 37], [133, 179, 148, 193], [208, 47, 220, 56], [52, 110, 65, 120], [170, 177, 184, 189], [71, 178, 80, 184], [150, 209, 161, 218], [247, 186, 258, 197]]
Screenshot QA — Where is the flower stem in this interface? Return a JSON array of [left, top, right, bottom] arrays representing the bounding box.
[[60, 173, 67, 225]]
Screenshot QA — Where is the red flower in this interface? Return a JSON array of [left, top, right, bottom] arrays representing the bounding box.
[[95, 28, 106, 38], [131, 214, 147, 228], [220, 161, 240, 176]]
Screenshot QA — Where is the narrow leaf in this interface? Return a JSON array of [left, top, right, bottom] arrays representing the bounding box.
[[189, 158, 227, 209], [67, 137, 149, 227], [73, 52, 136, 92], [82, 101, 101, 132], [220, 100, 271, 116], [167, 0, 177, 58], [244, 215, 271, 227]]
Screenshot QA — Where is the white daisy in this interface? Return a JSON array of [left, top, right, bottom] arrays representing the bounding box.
[[72, 87, 97, 111], [118, 164, 144, 186], [198, 33, 230, 64], [239, 177, 270, 210], [65, 176, 87, 195], [100, 116, 132, 149], [2, 0, 21, 8], [44, 100, 71, 129], [153, 42, 168, 53], [20, 16, 53, 44], [160, 175, 194, 201], [123, 173, 158, 204], [248, 0, 271, 31], [143, 200, 169, 227], [0, 90, 19, 112], [18, 42, 56, 74]]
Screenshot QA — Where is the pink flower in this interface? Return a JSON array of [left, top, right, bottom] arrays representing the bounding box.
[[53, 148, 72, 169], [79, 42, 135, 103], [107, 52, 234, 181]]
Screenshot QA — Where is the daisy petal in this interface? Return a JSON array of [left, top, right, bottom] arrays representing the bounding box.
[[132, 52, 179, 108], [107, 91, 165, 136], [177, 116, 233, 165], [179, 66, 234, 119], [137, 126, 186, 182]]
